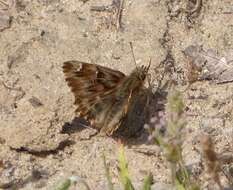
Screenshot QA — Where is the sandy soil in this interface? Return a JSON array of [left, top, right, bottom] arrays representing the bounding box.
[[0, 0, 233, 189]]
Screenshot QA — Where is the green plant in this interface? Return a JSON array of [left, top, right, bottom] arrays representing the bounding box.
[[148, 87, 200, 190], [53, 176, 91, 190], [103, 145, 153, 190]]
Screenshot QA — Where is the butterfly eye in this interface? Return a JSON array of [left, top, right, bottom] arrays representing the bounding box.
[[137, 70, 145, 80]]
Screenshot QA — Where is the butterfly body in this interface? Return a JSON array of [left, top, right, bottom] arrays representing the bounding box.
[[63, 61, 149, 136]]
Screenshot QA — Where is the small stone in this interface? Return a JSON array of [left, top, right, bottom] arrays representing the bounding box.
[[0, 12, 11, 31]]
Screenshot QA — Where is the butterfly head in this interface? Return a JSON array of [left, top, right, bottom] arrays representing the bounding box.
[[135, 63, 150, 81]]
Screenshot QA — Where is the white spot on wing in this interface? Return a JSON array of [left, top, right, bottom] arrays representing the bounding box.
[[76, 64, 83, 72]]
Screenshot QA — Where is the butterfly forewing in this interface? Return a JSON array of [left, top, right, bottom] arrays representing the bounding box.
[[63, 61, 124, 101]]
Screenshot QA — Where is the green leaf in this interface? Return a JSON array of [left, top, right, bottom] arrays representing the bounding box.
[[141, 173, 153, 190], [54, 179, 71, 190], [118, 145, 135, 190], [53, 176, 91, 190], [188, 184, 201, 190], [175, 177, 185, 190]]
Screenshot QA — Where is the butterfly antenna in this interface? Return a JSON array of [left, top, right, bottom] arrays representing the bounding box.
[[129, 42, 139, 71]]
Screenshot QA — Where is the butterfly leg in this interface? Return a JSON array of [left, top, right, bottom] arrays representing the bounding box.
[[123, 90, 132, 115], [145, 89, 151, 111]]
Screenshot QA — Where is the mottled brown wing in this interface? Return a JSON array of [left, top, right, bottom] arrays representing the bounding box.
[[63, 61, 126, 132]]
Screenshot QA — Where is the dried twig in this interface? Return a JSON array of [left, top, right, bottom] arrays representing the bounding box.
[[2, 80, 21, 91], [28, 97, 43, 108], [115, 0, 124, 30], [132, 147, 161, 156], [90, 5, 113, 12], [0, 0, 9, 8], [186, 0, 202, 15], [90, 0, 124, 31], [222, 4, 233, 14], [0, 0, 15, 11], [2, 80, 25, 101]]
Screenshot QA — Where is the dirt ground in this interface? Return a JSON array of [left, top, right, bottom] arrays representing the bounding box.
[[0, 0, 233, 189]]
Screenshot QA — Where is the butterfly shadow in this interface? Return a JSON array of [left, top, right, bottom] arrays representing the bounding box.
[[61, 90, 167, 145], [61, 117, 97, 136]]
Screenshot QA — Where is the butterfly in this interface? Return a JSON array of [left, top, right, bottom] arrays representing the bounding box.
[[63, 60, 150, 136]]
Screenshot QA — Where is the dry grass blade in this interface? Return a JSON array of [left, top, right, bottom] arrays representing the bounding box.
[[200, 134, 224, 190]]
